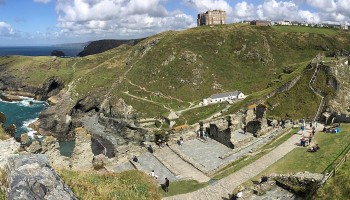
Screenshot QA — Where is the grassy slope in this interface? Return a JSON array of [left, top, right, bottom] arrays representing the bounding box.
[[1, 25, 350, 121], [59, 170, 160, 200], [313, 157, 350, 199], [259, 124, 350, 175]]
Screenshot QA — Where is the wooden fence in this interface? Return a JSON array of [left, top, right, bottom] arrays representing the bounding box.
[[322, 142, 350, 183]]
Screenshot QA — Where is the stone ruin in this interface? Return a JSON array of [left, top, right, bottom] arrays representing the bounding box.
[[245, 104, 269, 137], [201, 104, 270, 149]]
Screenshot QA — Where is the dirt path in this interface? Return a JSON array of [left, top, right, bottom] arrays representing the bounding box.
[[163, 134, 300, 200]]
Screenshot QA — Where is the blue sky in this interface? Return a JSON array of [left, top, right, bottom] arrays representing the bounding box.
[[0, 0, 349, 46]]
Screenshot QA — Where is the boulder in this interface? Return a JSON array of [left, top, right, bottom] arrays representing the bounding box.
[[5, 154, 77, 200], [26, 140, 42, 154], [20, 133, 31, 145], [92, 154, 108, 170]]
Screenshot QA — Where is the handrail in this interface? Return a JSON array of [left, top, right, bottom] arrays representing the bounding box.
[[322, 141, 350, 183]]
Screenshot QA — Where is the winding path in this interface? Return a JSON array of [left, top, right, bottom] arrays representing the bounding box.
[[163, 134, 300, 200]]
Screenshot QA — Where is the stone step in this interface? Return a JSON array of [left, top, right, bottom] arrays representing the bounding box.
[[155, 146, 210, 183]]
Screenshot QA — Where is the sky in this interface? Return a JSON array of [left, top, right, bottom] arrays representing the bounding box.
[[0, 0, 350, 46]]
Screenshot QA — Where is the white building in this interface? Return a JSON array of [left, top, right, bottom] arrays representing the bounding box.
[[202, 91, 245, 105], [278, 21, 291, 26]]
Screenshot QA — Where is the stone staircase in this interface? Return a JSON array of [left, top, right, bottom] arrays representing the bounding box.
[[309, 62, 326, 122], [153, 146, 210, 183]]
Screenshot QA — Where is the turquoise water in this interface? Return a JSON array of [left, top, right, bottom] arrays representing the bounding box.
[[0, 96, 76, 157], [0, 97, 47, 137]]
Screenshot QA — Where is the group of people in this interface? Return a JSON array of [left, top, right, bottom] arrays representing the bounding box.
[[149, 170, 170, 192], [307, 144, 320, 152]]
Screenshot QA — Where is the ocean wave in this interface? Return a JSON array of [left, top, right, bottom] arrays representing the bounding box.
[[21, 118, 42, 139], [0, 96, 47, 107]]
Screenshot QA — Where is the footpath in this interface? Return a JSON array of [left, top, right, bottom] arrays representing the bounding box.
[[163, 133, 301, 200]]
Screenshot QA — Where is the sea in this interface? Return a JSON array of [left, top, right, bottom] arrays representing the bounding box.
[[0, 46, 84, 57], [0, 46, 83, 156], [0, 96, 47, 138]]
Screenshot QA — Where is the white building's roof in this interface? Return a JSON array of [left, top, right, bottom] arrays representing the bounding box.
[[210, 91, 242, 99]]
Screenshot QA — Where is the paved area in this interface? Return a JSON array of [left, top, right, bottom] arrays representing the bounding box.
[[176, 138, 231, 172], [112, 161, 135, 173], [154, 146, 210, 183], [137, 152, 178, 184], [174, 127, 287, 173], [163, 133, 301, 200]]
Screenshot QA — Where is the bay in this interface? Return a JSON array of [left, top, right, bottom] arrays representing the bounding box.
[[0, 46, 84, 57], [0, 96, 47, 138]]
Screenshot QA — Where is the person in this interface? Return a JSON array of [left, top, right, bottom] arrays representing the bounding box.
[[164, 177, 170, 192], [243, 126, 246, 134], [300, 137, 305, 147], [260, 176, 268, 188], [308, 136, 312, 144], [310, 122, 312, 128], [150, 170, 158, 179], [179, 136, 184, 146], [149, 144, 154, 153], [132, 155, 138, 162]]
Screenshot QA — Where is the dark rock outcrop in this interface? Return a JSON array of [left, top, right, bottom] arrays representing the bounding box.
[[50, 50, 65, 57], [0, 112, 6, 124], [5, 154, 78, 200], [38, 76, 65, 100], [77, 39, 144, 57], [5, 124, 16, 138]]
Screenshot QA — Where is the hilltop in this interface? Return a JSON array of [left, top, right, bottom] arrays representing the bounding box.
[[0, 24, 350, 138]]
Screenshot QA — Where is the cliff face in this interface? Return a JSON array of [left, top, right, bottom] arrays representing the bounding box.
[[327, 59, 350, 122], [77, 39, 144, 57]]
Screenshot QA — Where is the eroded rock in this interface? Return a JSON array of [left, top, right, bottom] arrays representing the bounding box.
[[70, 127, 94, 171], [5, 154, 77, 200]]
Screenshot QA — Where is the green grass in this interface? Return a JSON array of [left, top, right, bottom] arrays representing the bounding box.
[[313, 156, 350, 199], [0, 125, 9, 141], [267, 67, 321, 120], [158, 180, 208, 197], [272, 26, 338, 35], [58, 170, 160, 200], [260, 124, 350, 175], [2, 24, 350, 124], [178, 103, 227, 125], [212, 128, 297, 180]]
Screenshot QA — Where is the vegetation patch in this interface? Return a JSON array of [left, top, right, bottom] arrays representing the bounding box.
[[267, 67, 321, 120], [260, 124, 350, 175], [0, 126, 9, 141], [158, 180, 208, 197], [313, 155, 350, 199], [58, 170, 160, 200], [272, 26, 338, 35], [178, 103, 227, 125]]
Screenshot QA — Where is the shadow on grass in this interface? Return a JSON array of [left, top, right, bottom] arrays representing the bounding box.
[[159, 180, 208, 197]]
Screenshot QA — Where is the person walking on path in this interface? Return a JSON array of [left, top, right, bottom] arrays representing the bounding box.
[[164, 177, 170, 192]]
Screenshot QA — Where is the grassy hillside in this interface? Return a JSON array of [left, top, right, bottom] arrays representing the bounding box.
[[1, 24, 350, 122], [59, 170, 160, 200]]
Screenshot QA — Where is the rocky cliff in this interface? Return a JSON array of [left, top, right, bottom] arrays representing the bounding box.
[[77, 39, 144, 57]]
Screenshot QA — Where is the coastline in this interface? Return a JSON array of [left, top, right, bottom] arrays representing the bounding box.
[[0, 90, 37, 101], [0, 93, 47, 138]]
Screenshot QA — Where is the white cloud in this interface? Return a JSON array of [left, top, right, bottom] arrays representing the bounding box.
[[55, 0, 195, 39], [233, 2, 255, 18], [33, 0, 51, 3], [0, 21, 15, 37], [184, 0, 233, 13]]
